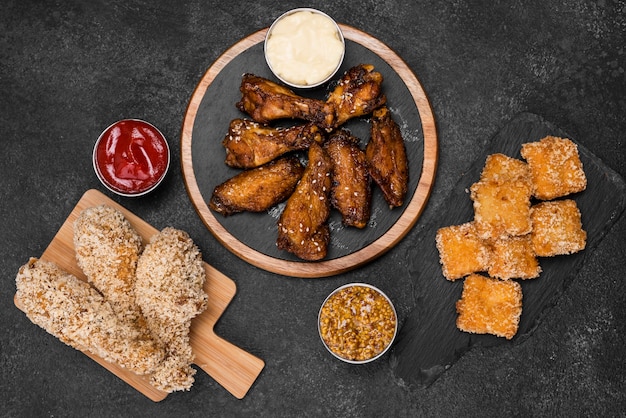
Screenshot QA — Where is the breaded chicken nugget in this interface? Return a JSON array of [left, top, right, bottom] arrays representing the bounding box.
[[488, 235, 541, 280], [15, 258, 165, 375], [135, 228, 208, 393], [73, 205, 144, 326], [435, 222, 491, 281], [530, 199, 586, 257], [456, 273, 523, 340], [520, 136, 587, 200]]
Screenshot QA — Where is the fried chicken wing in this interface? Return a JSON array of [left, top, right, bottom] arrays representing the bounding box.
[[135, 228, 208, 393], [236, 73, 334, 129], [277, 142, 332, 260], [15, 258, 165, 376], [222, 118, 323, 169], [324, 129, 371, 228], [210, 156, 305, 216], [326, 64, 386, 127], [365, 106, 409, 207]]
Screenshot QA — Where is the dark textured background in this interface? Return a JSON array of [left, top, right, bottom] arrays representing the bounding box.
[[1, 1, 625, 417]]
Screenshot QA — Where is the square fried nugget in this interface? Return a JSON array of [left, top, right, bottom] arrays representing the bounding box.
[[488, 235, 541, 280], [479, 153, 530, 184], [456, 273, 523, 340], [470, 179, 533, 240], [520, 136, 587, 200], [530, 199, 587, 256], [435, 222, 491, 281]]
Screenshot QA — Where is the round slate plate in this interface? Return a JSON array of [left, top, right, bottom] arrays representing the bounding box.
[[181, 25, 437, 278]]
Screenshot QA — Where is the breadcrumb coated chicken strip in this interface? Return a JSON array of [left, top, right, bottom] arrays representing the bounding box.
[[365, 106, 409, 208], [210, 156, 305, 216], [277, 142, 333, 260], [222, 119, 323, 169], [236, 73, 334, 129], [135, 228, 208, 393], [73, 205, 145, 327], [324, 129, 371, 228], [15, 258, 165, 375], [326, 64, 386, 128]]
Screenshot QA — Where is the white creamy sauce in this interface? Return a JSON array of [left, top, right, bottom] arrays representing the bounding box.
[[266, 11, 344, 86]]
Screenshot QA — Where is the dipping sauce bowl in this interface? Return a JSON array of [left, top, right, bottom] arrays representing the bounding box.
[[93, 119, 170, 197], [318, 283, 398, 364], [264, 8, 345, 89]]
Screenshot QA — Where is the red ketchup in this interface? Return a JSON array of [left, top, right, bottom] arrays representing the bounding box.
[[94, 119, 169, 196]]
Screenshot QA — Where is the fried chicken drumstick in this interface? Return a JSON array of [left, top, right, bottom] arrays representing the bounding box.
[[324, 129, 371, 228], [365, 106, 409, 208], [210, 156, 305, 216], [277, 142, 333, 260], [15, 258, 165, 376], [236, 73, 335, 129], [222, 118, 323, 169]]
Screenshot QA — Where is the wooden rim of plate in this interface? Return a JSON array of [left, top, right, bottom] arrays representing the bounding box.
[[180, 25, 438, 278]]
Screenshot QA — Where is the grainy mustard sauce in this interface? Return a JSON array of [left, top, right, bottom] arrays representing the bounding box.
[[319, 285, 396, 362]]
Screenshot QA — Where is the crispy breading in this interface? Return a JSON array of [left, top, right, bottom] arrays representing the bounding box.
[[520, 136, 587, 200], [222, 119, 323, 169], [365, 106, 409, 208], [15, 258, 165, 375], [277, 142, 332, 260], [530, 199, 587, 257], [325, 64, 386, 128], [135, 227, 209, 393], [470, 179, 532, 240], [479, 153, 530, 184], [456, 273, 523, 340], [210, 156, 305, 216], [435, 222, 491, 281], [73, 205, 145, 327], [488, 235, 541, 280], [236, 73, 335, 129], [324, 129, 371, 228]]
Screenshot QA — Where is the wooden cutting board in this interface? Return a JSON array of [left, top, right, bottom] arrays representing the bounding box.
[[14, 189, 264, 401]]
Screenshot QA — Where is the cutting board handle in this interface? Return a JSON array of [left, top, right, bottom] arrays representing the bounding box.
[[191, 329, 264, 399]]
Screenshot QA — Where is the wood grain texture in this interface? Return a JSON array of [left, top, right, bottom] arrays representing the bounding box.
[[14, 189, 264, 401], [180, 25, 438, 278]]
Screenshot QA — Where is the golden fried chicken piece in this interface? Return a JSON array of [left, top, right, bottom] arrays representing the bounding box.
[[222, 118, 323, 169], [520, 136, 587, 200], [277, 142, 332, 260], [326, 64, 386, 127], [435, 222, 492, 281], [324, 129, 371, 228], [73, 205, 145, 327], [470, 179, 533, 240], [210, 156, 305, 216], [236, 73, 334, 129], [365, 106, 409, 208], [488, 234, 541, 280], [15, 258, 165, 375], [135, 228, 208, 393], [456, 273, 523, 340], [530, 199, 586, 257]]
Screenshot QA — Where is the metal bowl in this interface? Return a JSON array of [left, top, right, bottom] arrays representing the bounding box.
[[318, 283, 398, 364], [264, 8, 345, 89]]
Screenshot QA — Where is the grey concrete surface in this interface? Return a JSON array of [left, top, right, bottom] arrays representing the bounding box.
[[1, 1, 624, 416]]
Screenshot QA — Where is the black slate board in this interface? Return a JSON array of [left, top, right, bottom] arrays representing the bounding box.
[[190, 39, 424, 261], [389, 112, 626, 387]]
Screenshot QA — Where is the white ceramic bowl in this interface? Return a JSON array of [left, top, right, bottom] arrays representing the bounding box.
[[264, 8, 345, 89]]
